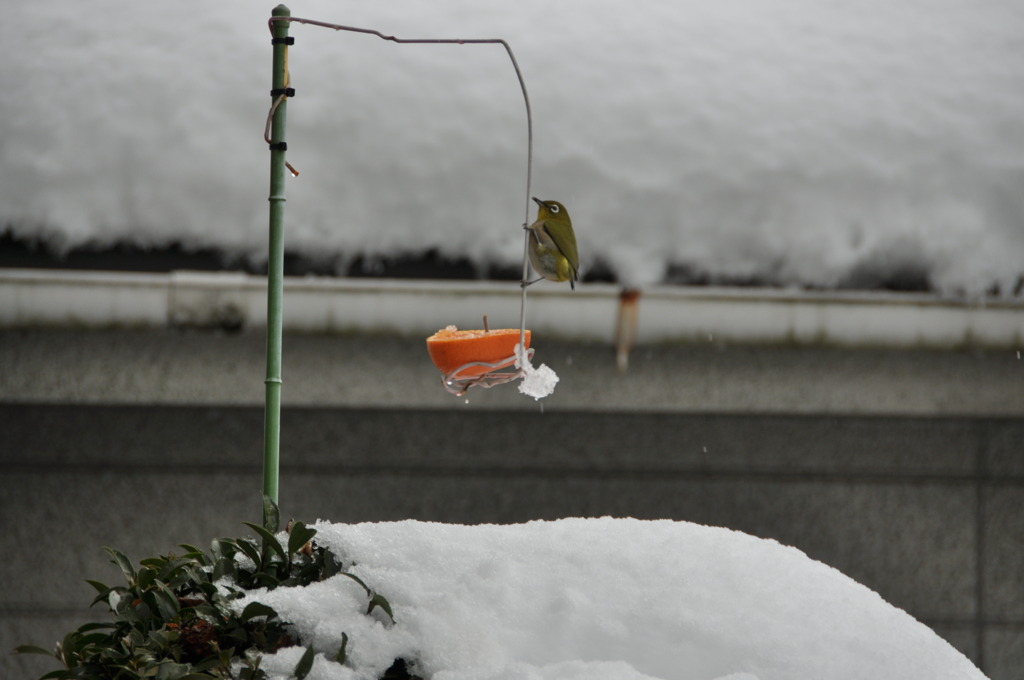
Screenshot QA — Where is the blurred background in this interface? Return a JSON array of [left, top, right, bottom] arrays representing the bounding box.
[[2, 1, 1023, 678]]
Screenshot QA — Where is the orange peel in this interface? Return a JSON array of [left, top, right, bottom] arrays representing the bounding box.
[[426, 326, 531, 378]]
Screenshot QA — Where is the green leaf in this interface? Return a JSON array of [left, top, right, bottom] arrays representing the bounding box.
[[334, 633, 349, 664], [179, 545, 212, 569], [180, 566, 210, 592], [212, 555, 237, 582], [243, 523, 286, 563], [240, 601, 278, 622], [39, 671, 72, 680], [104, 547, 137, 584], [139, 556, 168, 569], [293, 646, 316, 680], [166, 558, 196, 578], [210, 538, 237, 562], [367, 593, 395, 623], [74, 631, 113, 647], [137, 567, 156, 590], [189, 655, 222, 673], [262, 495, 280, 534], [153, 660, 193, 680], [222, 647, 241, 667], [235, 538, 263, 568], [14, 644, 55, 656], [335, 572, 394, 622], [321, 549, 343, 579], [193, 604, 224, 624], [152, 582, 181, 620], [84, 579, 111, 595], [240, 650, 264, 680], [337, 572, 371, 596], [138, 591, 162, 621], [88, 584, 115, 608], [78, 622, 117, 634], [59, 630, 82, 660], [253, 571, 281, 589], [193, 580, 219, 600], [287, 522, 317, 558]]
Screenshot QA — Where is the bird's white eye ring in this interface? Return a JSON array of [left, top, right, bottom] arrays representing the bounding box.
[[549, 204, 560, 214]]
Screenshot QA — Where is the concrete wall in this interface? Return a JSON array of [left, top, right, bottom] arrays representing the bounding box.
[[2, 328, 1023, 679]]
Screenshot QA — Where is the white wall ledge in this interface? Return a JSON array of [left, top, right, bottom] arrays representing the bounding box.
[[1, 268, 1022, 349]]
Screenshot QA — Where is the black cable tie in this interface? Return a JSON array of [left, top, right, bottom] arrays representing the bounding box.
[[271, 37, 295, 45], [270, 87, 296, 97], [269, 142, 288, 151]]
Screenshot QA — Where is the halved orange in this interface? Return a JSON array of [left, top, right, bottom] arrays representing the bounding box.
[[426, 326, 531, 378]]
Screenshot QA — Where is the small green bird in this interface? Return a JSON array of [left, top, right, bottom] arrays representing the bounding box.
[[525, 197, 580, 290]]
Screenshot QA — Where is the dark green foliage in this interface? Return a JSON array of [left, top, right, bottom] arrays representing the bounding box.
[[291, 647, 315, 680], [15, 497, 395, 680]]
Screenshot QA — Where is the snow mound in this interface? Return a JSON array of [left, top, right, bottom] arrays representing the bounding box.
[[234, 518, 985, 680], [4, 1, 1024, 295]]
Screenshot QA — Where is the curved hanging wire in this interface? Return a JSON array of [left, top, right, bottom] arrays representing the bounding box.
[[266, 16, 536, 380]]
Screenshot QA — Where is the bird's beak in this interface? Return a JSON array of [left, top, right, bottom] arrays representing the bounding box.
[[532, 197, 546, 208]]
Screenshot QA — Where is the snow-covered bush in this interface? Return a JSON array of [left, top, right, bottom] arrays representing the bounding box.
[[15, 499, 405, 680]]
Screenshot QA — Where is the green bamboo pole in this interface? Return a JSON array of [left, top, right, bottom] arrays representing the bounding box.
[[263, 4, 291, 523]]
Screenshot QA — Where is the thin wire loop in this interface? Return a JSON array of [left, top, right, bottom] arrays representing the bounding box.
[[264, 17, 534, 230], [266, 15, 538, 388], [264, 40, 298, 175], [264, 94, 287, 145], [441, 347, 535, 396]]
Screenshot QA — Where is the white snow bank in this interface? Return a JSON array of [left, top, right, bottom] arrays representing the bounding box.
[[233, 518, 986, 680], [4, 1, 1024, 296]]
